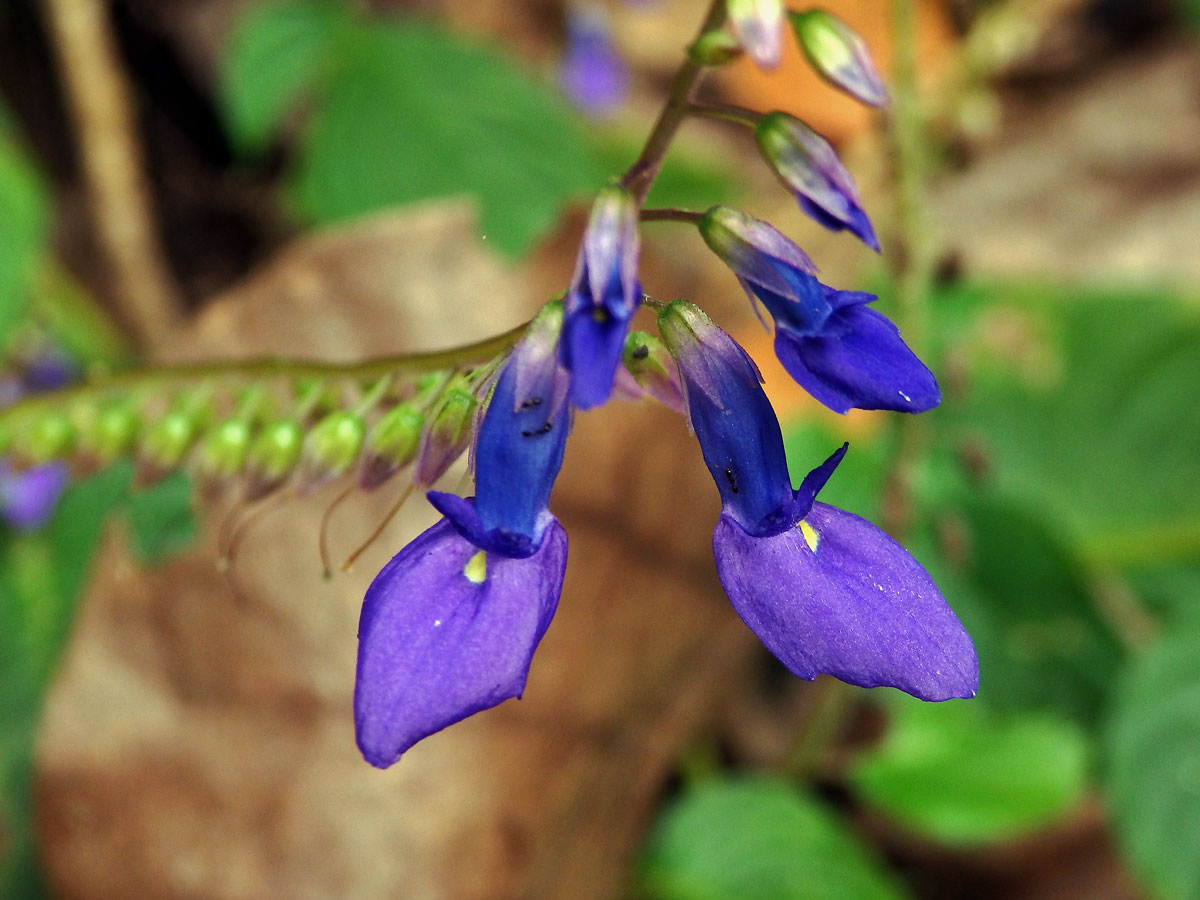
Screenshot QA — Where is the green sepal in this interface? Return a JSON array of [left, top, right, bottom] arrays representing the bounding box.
[[299, 409, 366, 489], [76, 402, 140, 467], [16, 411, 75, 464], [243, 419, 304, 500], [195, 417, 254, 490], [688, 29, 744, 66], [361, 402, 424, 490], [414, 382, 477, 486]]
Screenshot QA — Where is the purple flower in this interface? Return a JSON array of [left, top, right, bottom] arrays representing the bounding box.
[[355, 306, 572, 767], [700, 206, 938, 414], [0, 461, 68, 531], [790, 10, 890, 108], [560, 5, 630, 119], [727, 0, 785, 69], [560, 184, 642, 409], [658, 300, 977, 701], [756, 112, 880, 251]]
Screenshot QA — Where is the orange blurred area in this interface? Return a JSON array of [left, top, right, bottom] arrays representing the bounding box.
[[720, 0, 957, 144]]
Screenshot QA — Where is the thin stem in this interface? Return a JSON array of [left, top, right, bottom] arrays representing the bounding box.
[[640, 208, 705, 225], [620, 0, 729, 205], [0, 320, 530, 422], [687, 102, 760, 128], [880, 0, 935, 540]]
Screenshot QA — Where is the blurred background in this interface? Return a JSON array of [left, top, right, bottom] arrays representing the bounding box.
[[1, 0, 1199, 898]]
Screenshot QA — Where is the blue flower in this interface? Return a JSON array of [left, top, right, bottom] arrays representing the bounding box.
[[355, 305, 572, 767], [0, 461, 68, 531], [756, 112, 880, 251], [560, 184, 642, 410], [560, 4, 630, 119], [700, 206, 939, 414], [658, 300, 977, 701]]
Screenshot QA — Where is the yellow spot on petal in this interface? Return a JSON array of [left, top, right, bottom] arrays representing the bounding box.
[[799, 520, 820, 553], [463, 550, 487, 584]]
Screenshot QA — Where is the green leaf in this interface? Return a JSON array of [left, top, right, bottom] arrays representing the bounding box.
[[1105, 624, 1200, 900], [125, 471, 196, 565], [640, 777, 909, 900], [0, 461, 131, 897], [851, 696, 1089, 846], [0, 117, 50, 342], [219, 0, 343, 154], [934, 285, 1200, 566], [941, 498, 1122, 728], [290, 20, 605, 256]]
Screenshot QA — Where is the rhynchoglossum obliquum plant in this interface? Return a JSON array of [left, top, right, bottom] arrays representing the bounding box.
[[0, 0, 978, 770]]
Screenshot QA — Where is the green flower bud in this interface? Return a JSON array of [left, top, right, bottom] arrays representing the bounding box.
[[138, 409, 200, 481], [298, 410, 367, 491], [361, 403, 424, 490], [243, 419, 304, 501], [414, 385, 477, 486], [195, 417, 254, 491], [790, 10, 888, 108], [19, 411, 76, 464], [78, 402, 140, 466], [688, 29, 744, 66], [623, 331, 685, 412]]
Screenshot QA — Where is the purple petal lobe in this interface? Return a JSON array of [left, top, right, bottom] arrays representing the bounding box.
[[355, 516, 567, 768], [773, 305, 940, 414], [713, 504, 978, 701]]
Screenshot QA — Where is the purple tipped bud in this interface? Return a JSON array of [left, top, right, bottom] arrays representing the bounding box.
[[756, 112, 880, 251], [790, 10, 889, 107], [561, 184, 642, 409], [360, 403, 424, 491], [415, 384, 477, 486], [298, 410, 367, 492], [727, 0, 785, 69], [622, 331, 685, 413]]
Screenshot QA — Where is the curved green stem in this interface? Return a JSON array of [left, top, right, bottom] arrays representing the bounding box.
[[0, 319, 530, 422], [620, 0, 729, 205], [687, 102, 760, 128], [640, 207, 705, 225]]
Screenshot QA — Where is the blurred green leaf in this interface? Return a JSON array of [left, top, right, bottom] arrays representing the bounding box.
[[125, 471, 196, 565], [0, 462, 131, 897], [640, 777, 909, 900], [1127, 563, 1200, 627], [0, 115, 50, 344], [1105, 623, 1200, 900], [289, 19, 604, 256], [941, 498, 1122, 727], [851, 695, 1089, 846], [592, 133, 743, 212], [783, 421, 890, 522], [935, 285, 1200, 565], [219, 0, 342, 154]]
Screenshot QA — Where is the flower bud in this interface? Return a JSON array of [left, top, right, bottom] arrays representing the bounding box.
[[622, 331, 685, 413], [688, 29, 743, 66], [360, 403, 424, 491], [726, 0, 784, 69], [414, 386, 477, 487], [138, 410, 199, 483], [298, 410, 367, 492], [195, 418, 254, 493], [78, 402, 140, 468], [244, 419, 304, 501], [756, 111, 879, 251], [19, 411, 75, 465], [790, 10, 888, 108]]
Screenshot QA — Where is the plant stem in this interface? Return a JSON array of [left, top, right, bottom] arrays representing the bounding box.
[[0, 320, 530, 423], [687, 102, 760, 128], [881, 0, 936, 540], [640, 208, 705, 225], [620, 0, 728, 205]]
